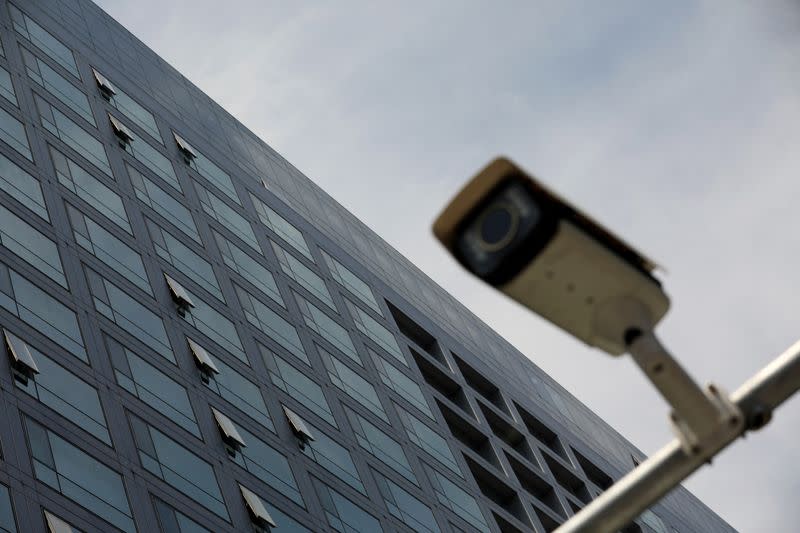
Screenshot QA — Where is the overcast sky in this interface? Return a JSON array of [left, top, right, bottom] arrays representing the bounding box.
[[94, 1, 800, 530]]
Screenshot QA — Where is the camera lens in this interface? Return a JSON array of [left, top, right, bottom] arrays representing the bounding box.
[[478, 203, 518, 250]]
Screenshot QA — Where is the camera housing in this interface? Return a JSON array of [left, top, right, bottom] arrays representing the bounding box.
[[433, 157, 670, 355]]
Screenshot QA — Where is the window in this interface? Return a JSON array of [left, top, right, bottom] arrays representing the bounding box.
[[300, 421, 365, 494], [153, 498, 212, 533], [173, 132, 239, 204], [235, 285, 306, 361], [105, 334, 200, 437], [294, 293, 359, 365], [129, 415, 228, 520], [44, 511, 82, 533], [85, 268, 174, 363], [262, 348, 337, 428], [9, 4, 79, 77], [129, 164, 200, 243], [214, 230, 283, 308], [0, 263, 86, 361], [24, 417, 135, 532], [251, 194, 313, 261], [321, 250, 382, 315], [272, 240, 335, 311], [396, 405, 462, 478], [312, 478, 382, 533], [346, 300, 405, 366], [148, 220, 223, 302], [0, 152, 48, 221], [51, 146, 131, 233], [0, 105, 31, 160], [239, 485, 275, 529], [0, 203, 66, 287], [21, 48, 94, 125], [374, 472, 440, 533], [261, 502, 312, 533], [345, 407, 417, 484], [196, 181, 259, 252], [0, 65, 17, 106], [180, 286, 247, 364], [0, 483, 16, 533], [36, 96, 110, 175], [12, 334, 110, 444], [94, 69, 162, 143], [229, 426, 303, 506], [113, 115, 179, 189], [424, 464, 489, 532], [372, 350, 434, 419], [319, 344, 387, 422]]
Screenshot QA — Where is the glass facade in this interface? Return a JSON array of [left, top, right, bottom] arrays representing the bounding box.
[[0, 3, 733, 533]]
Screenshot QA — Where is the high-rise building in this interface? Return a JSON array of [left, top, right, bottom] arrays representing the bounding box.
[[0, 1, 734, 532]]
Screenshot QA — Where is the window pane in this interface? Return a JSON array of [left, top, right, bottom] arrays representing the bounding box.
[[86, 268, 174, 363], [262, 348, 336, 428], [424, 464, 488, 532], [0, 106, 31, 160], [301, 421, 364, 494], [0, 484, 17, 533], [129, 416, 228, 520], [182, 140, 238, 204], [22, 48, 94, 125], [106, 335, 199, 437], [0, 264, 86, 361], [347, 300, 405, 366], [321, 250, 382, 315], [25, 418, 135, 532], [203, 347, 272, 430], [101, 72, 162, 143], [272, 240, 334, 311], [264, 503, 312, 533], [374, 472, 440, 533], [153, 498, 212, 533], [51, 146, 131, 233], [0, 152, 48, 220], [67, 205, 150, 293], [372, 349, 433, 420], [319, 345, 388, 422], [251, 194, 312, 260], [196, 181, 259, 252], [9, 5, 79, 77], [346, 407, 417, 484], [396, 405, 462, 478], [229, 426, 302, 506], [181, 287, 246, 364], [36, 96, 110, 175], [214, 230, 283, 308], [129, 164, 200, 243], [148, 220, 223, 302], [0, 65, 18, 106], [0, 203, 66, 287], [312, 478, 382, 533], [119, 121, 179, 190], [294, 293, 359, 365], [235, 285, 306, 361]]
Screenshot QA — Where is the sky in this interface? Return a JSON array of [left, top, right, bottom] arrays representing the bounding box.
[[94, 1, 800, 530]]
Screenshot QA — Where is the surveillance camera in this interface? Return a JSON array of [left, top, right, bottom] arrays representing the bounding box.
[[433, 157, 670, 355]]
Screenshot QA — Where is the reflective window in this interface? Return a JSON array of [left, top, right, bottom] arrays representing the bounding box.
[[181, 287, 246, 364], [153, 498, 212, 533], [129, 164, 200, 243], [21, 48, 94, 125], [86, 268, 174, 363], [301, 421, 364, 494], [16, 338, 110, 444], [0, 152, 48, 221], [51, 146, 131, 233], [99, 70, 162, 143], [129, 415, 228, 520], [295, 293, 359, 365], [117, 118, 179, 190], [25, 417, 135, 532], [67, 205, 150, 293], [0, 106, 31, 160], [346, 300, 405, 366], [0, 203, 66, 287], [148, 220, 223, 302], [106, 335, 199, 437], [396, 405, 462, 478], [321, 250, 382, 315], [202, 347, 272, 430], [346, 407, 417, 484], [251, 194, 312, 261], [196, 182, 259, 252], [0, 484, 16, 533], [230, 426, 302, 505], [312, 478, 382, 533], [272, 240, 335, 311], [235, 285, 306, 361], [374, 472, 440, 533], [263, 503, 312, 533], [262, 348, 336, 428], [214, 230, 283, 308], [424, 464, 488, 532], [372, 350, 434, 419], [177, 136, 239, 204], [319, 345, 387, 422], [0, 263, 86, 361], [36, 96, 110, 175], [0, 65, 17, 106], [9, 4, 79, 77]]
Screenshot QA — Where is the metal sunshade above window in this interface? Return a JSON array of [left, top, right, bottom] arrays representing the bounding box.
[[165, 273, 195, 314], [91, 68, 117, 97], [45, 511, 75, 533], [173, 132, 198, 161], [240, 484, 277, 528], [108, 113, 134, 145], [4, 329, 39, 380], [283, 405, 314, 442], [188, 337, 219, 376], [211, 407, 247, 450]]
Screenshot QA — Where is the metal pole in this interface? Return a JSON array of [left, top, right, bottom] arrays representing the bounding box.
[[555, 338, 800, 533]]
